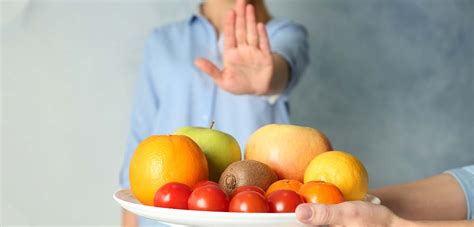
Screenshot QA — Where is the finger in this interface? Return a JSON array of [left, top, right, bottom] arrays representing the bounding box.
[[296, 203, 348, 225], [235, 0, 246, 46], [296, 204, 336, 225], [224, 10, 236, 51], [257, 23, 270, 54], [194, 58, 222, 82], [246, 4, 258, 47], [297, 202, 384, 226]]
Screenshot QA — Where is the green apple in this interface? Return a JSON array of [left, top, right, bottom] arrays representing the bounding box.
[[175, 123, 241, 182]]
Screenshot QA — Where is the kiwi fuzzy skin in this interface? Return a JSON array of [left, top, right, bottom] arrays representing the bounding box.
[[219, 160, 278, 196]]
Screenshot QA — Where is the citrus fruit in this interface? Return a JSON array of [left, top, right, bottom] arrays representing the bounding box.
[[245, 124, 332, 182], [298, 181, 345, 204], [265, 179, 303, 197], [129, 135, 208, 206], [304, 151, 368, 201]]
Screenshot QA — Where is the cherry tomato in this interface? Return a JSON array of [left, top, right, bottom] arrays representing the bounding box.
[[188, 185, 229, 211], [192, 180, 219, 190], [229, 191, 269, 213], [267, 190, 304, 213], [231, 185, 265, 199], [153, 182, 192, 209]]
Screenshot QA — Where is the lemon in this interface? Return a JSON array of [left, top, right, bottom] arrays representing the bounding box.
[[304, 151, 368, 201]]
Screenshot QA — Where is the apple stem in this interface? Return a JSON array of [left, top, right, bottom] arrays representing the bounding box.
[[210, 121, 215, 129]]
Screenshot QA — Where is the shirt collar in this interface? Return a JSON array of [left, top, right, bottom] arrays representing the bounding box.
[[189, 1, 205, 24], [188, 1, 225, 55]]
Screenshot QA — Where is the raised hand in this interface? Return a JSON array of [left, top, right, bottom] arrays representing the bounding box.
[[195, 0, 275, 96]]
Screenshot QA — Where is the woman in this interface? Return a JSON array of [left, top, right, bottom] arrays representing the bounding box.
[[120, 0, 309, 225]]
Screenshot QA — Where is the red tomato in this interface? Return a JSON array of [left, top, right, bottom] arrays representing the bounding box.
[[231, 186, 265, 199], [188, 185, 229, 212], [153, 182, 192, 209], [229, 191, 269, 213], [267, 190, 304, 213], [193, 180, 219, 190]]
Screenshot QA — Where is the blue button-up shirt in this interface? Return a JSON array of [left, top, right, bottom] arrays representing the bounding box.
[[446, 165, 474, 220], [120, 12, 309, 226]]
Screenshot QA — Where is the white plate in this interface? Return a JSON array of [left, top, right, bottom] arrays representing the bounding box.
[[114, 189, 381, 227]]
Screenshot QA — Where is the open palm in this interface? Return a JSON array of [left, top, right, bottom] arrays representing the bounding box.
[[195, 0, 273, 95]]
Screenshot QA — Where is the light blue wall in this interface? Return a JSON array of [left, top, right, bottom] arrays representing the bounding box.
[[268, 0, 474, 187]]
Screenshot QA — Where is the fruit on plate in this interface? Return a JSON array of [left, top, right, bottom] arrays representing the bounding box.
[[265, 179, 303, 197], [299, 181, 345, 204], [188, 185, 229, 212], [245, 124, 332, 182], [175, 123, 241, 182], [129, 135, 208, 206], [192, 180, 219, 190], [153, 182, 192, 209], [229, 191, 270, 213], [231, 185, 265, 199], [267, 190, 304, 213], [304, 151, 368, 201], [219, 160, 278, 196]]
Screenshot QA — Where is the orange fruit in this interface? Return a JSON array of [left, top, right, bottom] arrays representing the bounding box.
[[129, 135, 208, 206], [304, 151, 368, 201], [265, 179, 303, 197], [298, 181, 344, 204], [245, 124, 332, 182]]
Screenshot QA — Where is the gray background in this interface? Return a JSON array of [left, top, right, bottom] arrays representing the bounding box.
[[1, 0, 473, 225]]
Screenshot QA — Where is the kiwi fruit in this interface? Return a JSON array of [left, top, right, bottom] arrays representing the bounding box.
[[218, 160, 278, 196]]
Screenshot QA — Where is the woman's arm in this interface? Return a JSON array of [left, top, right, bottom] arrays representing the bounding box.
[[410, 220, 474, 227], [371, 173, 467, 220]]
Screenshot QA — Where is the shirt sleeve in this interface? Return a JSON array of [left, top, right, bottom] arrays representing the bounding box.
[[269, 20, 310, 97], [445, 165, 474, 220], [119, 31, 160, 188]]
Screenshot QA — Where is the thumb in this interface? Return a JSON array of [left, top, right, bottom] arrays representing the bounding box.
[[194, 58, 222, 82], [296, 204, 340, 225], [296, 201, 394, 226], [296, 202, 365, 226]]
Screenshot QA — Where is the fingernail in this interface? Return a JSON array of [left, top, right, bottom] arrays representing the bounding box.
[[296, 205, 313, 223]]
